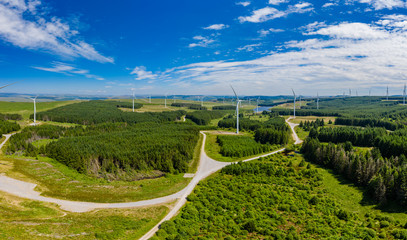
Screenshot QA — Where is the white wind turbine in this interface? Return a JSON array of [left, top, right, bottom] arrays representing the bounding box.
[[231, 85, 242, 134], [403, 84, 406, 105], [292, 89, 296, 118], [256, 97, 260, 113], [317, 92, 319, 110], [149, 95, 152, 103], [30, 96, 38, 125], [386, 85, 389, 100], [165, 93, 168, 108], [131, 89, 135, 112]]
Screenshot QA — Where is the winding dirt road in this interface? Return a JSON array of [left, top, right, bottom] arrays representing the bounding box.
[[0, 118, 302, 239]]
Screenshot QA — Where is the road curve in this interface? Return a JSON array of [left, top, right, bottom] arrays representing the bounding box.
[[0, 118, 302, 239]]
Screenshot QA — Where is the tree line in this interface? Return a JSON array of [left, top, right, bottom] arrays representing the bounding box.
[[33, 100, 185, 125], [0, 113, 22, 121], [301, 138, 407, 206], [186, 110, 231, 125], [171, 102, 208, 110]]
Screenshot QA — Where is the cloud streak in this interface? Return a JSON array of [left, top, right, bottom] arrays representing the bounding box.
[[238, 2, 313, 23], [33, 62, 105, 80], [0, 0, 113, 63]]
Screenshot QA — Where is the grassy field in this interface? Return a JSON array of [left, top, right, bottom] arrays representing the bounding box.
[[0, 155, 191, 203], [0, 190, 169, 239], [31, 139, 56, 148], [204, 131, 282, 162], [0, 101, 81, 120]]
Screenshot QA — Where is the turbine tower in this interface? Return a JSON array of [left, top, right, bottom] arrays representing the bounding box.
[[30, 96, 37, 125], [317, 92, 319, 110], [165, 93, 168, 108], [201, 96, 204, 106], [349, 88, 351, 97], [386, 85, 389, 101], [292, 89, 296, 118], [149, 95, 151, 103], [299, 95, 302, 107], [231, 85, 242, 134], [256, 97, 259, 113], [131, 89, 135, 112], [403, 84, 406, 105]]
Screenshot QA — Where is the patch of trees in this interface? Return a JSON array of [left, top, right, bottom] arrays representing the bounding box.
[[301, 138, 407, 206], [7, 123, 200, 176], [217, 135, 273, 157], [0, 120, 20, 136], [171, 102, 207, 110], [153, 154, 407, 239], [34, 100, 185, 125], [270, 109, 341, 117], [186, 110, 231, 125], [309, 126, 407, 159], [254, 128, 290, 145], [299, 119, 325, 131], [0, 113, 22, 120], [335, 117, 401, 131], [212, 105, 235, 110]]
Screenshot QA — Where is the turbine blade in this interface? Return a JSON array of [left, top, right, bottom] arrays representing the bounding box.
[[291, 88, 295, 97], [230, 85, 239, 100], [0, 81, 18, 90]]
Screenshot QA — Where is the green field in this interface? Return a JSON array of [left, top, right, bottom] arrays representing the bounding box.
[[0, 101, 81, 120]]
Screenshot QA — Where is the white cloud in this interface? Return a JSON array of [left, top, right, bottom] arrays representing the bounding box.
[[358, 0, 406, 10], [259, 28, 284, 37], [149, 15, 407, 95], [203, 24, 229, 30], [236, 1, 251, 7], [33, 62, 105, 80], [238, 3, 313, 23], [237, 43, 262, 52], [269, 0, 289, 5], [188, 35, 215, 48], [0, 0, 113, 63], [308, 22, 389, 39], [322, 2, 337, 8], [130, 66, 157, 80]]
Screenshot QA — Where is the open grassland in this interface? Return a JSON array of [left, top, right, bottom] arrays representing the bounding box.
[[0, 191, 169, 239], [0, 100, 81, 119], [0, 155, 190, 203]]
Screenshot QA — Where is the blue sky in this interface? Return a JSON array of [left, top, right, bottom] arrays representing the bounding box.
[[0, 0, 407, 96]]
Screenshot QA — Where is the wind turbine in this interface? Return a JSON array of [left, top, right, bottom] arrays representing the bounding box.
[[256, 97, 259, 113], [149, 95, 151, 103], [403, 84, 406, 105], [173, 95, 176, 103], [165, 93, 168, 108], [317, 92, 319, 110], [201, 96, 204, 106], [299, 95, 302, 107], [356, 90, 358, 97], [386, 85, 389, 101], [131, 89, 135, 112], [292, 89, 296, 118], [30, 96, 37, 125], [349, 88, 351, 97], [231, 85, 242, 134]]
